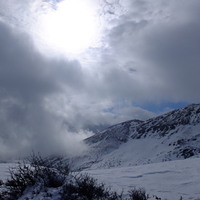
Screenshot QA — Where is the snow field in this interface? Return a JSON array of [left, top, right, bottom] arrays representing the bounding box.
[[0, 158, 200, 199], [84, 158, 200, 200]]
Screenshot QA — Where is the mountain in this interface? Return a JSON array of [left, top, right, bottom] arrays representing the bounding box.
[[70, 104, 200, 171]]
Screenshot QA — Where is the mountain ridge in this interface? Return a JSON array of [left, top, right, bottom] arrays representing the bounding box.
[[70, 104, 200, 171]]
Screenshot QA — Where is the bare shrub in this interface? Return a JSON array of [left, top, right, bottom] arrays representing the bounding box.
[[0, 153, 70, 199], [0, 153, 176, 200], [61, 173, 123, 200], [128, 188, 149, 200]]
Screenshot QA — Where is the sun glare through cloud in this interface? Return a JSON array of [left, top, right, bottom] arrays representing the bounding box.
[[34, 0, 101, 58]]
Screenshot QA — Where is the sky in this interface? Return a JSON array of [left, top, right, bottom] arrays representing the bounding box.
[[0, 0, 200, 159]]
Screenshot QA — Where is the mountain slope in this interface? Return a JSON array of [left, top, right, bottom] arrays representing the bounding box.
[[71, 104, 200, 170]]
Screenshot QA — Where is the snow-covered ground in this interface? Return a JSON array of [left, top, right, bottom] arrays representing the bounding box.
[[84, 158, 200, 200], [0, 158, 200, 199]]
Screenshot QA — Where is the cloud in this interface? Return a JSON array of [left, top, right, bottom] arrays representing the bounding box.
[[101, 0, 200, 103], [0, 21, 89, 159], [0, 18, 152, 159], [137, 2, 200, 102], [0, 0, 199, 159]]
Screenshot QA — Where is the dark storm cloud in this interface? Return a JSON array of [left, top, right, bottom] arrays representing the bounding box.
[[0, 21, 87, 159], [0, 22, 85, 101]]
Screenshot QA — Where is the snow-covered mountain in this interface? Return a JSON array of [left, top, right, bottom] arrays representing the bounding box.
[[1, 104, 200, 200], [70, 104, 200, 170]]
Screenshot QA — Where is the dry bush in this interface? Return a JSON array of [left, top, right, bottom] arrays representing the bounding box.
[[128, 188, 149, 200]]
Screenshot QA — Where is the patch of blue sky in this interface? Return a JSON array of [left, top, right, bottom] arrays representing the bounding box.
[[103, 101, 190, 116], [134, 101, 189, 113], [103, 107, 116, 114]]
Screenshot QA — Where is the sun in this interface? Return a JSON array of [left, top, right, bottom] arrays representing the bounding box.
[[36, 0, 100, 57]]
